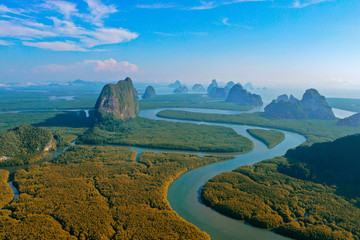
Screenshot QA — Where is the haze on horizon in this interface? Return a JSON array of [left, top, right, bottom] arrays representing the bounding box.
[[0, 0, 359, 90]]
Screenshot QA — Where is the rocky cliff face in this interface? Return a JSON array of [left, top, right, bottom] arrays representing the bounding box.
[[207, 79, 218, 94], [226, 84, 263, 106], [265, 89, 335, 119], [142, 86, 156, 99], [95, 77, 139, 121], [337, 113, 360, 127]]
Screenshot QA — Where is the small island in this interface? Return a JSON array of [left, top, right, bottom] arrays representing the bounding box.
[[246, 128, 285, 148]]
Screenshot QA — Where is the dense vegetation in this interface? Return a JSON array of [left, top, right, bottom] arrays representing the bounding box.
[[80, 117, 253, 153], [0, 170, 13, 208], [0, 145, 232, 239], [157, 110, 360, 144], [246, 129, 285, 148], [0, 91, 98, 111], [139, 94, 253, 111], [328, 98, 360, 112], [202, 134, 360, 240], [0, 124, 55, 166]]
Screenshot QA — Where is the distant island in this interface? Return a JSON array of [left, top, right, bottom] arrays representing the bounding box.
[[265, 89, 335, 119], [337, 113, 360, 127], [226, 84, 263, 107], [142, 85, 157, 99], [192, 84, 205, 92]]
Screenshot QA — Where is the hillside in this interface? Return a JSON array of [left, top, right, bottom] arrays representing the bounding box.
[[202, 134, 360, 240], [0, 124, 55, 166]]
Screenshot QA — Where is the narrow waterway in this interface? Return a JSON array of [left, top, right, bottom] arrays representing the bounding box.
[[2, 107, 305, 239], [139, 108, 306, 240]]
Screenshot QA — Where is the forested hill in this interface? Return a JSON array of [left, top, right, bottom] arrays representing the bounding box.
[[284, 134, 360, 186], [0, 124, 55, 166]]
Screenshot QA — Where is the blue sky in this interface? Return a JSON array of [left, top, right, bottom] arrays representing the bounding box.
[[0, 0, 359, 89]]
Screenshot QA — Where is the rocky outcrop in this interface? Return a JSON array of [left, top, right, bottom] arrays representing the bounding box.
[[209, 87, 227, 98], [95, 77, 139, 121], [142, 86, 156, 99], [173, 86, 189, 93], [225, 81, 235, 92], [337, 113, 360, 127], [244, 82, 254, 90], [192, 84, 205, 92], [169, 80, 182, 88], [265, 89, 335, 119], [0, 124, 55, 165], [207, 79, 218, 94], [276, 94, 289, 102], [226, 84, 263, 106]]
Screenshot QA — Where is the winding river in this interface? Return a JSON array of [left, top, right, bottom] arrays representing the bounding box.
[[139, 108, 306, 240], [3, 107, 306, 239]]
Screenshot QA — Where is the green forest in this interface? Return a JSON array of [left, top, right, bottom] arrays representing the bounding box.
[[139, 94, 253, 111], [0, 145, 232, 239], [246, 128, 285, 148], [157, 110, 360, 144], [202, 134, 360, 240], [80, 117, 253, 153], [0, 124, 55, 166]]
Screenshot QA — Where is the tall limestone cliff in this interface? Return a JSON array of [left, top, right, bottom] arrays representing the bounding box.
[[142, 85, 156, 99], [226, 84, 263, 106], [95, 77, 139, 122], [265, 89, 335, 119]]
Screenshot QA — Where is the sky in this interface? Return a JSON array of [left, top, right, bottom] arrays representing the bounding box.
[[0, 0, 360, 90]]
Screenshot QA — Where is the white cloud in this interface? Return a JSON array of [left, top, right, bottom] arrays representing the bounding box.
[[82, 27, 139, 47], [0, 4, 25, 15], [41, 1, 78, 19], [0, 1, 138, 51], [189, 1, 217, 10], [23, 41, 87, 51], [292, 0, 332, 8], [85, 58, 138, 72], [83, 0, 117, 26], [189, 0, 266, 10], [0, 39, 12, 46], [154, 32, 178, 37], [32, 58, 138, 81], [222, 18, 230, 26], [136, 3, 177, 9], [0, 20, 55, 38]]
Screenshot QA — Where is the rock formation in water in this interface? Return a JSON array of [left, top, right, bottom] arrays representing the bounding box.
[[225, 81, 235, 92], [192, 84, 205, 92], [95, 77, 139, 121], [209, 87, 227, 98], [226, 84, 263, 106], [207, 79, 218, 94], [169, 80, 182, 88], [173, 86, 189, 93], [337, 113, 360, 127], [142, 86, 157, 99], [264, 89, 335, 119], [244, 82, 254, 90]]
